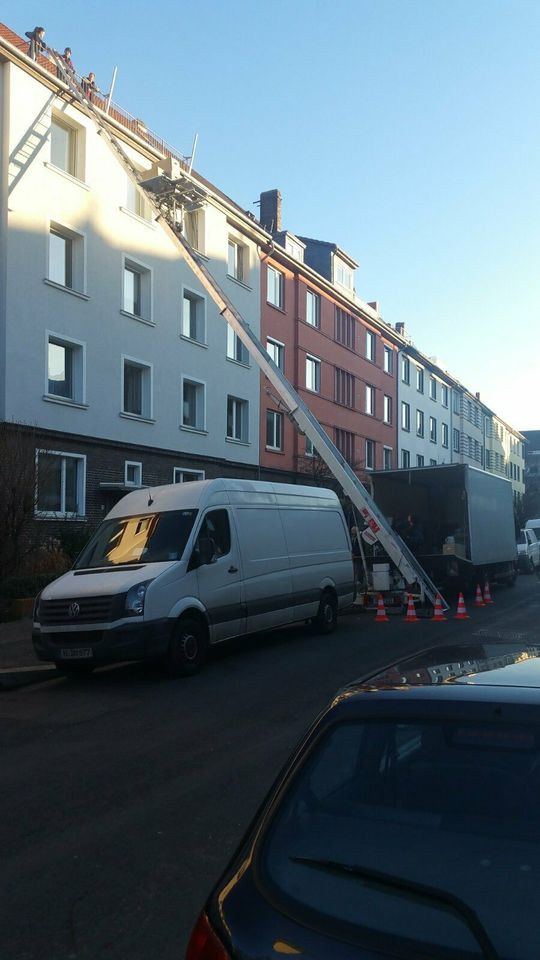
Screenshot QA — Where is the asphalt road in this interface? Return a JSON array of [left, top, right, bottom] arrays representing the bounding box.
[[2, 577, 539, 960]]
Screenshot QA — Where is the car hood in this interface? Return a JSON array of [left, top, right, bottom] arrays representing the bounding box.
[[41, 562, 177, 600]]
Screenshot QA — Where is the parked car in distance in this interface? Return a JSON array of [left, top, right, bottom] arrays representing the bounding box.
[[517, 528, 540, 573], [186, 638, 540, 960]]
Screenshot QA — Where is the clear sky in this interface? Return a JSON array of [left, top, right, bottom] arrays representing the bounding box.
[[9, 0, 540, 430]]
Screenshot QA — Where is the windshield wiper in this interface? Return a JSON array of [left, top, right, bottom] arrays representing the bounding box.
[[291, 856, 499, 960]]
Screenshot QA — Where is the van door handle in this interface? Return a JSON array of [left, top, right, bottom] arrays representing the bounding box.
[[228, 565, 238, 574]]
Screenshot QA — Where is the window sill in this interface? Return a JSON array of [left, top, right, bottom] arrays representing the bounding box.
[[35, 512, 86, 521], [226, 356, 250, 369], [44, 162, 90, 190], [265, 447, 284, 454], [43, 394, 89, 410], [305, 388, 321, 395], [266, 300, 286, 313], [119, 206, 156, 229], [119, 310, 155, 327], [180, 335, 208, 348], [227, 274, 252, 292], [305, 321, 321, 330], [120, 412, 156, 424], [225, 437, 250, 447], [43, 279, 89, 301], [180, 426, 208, 436]]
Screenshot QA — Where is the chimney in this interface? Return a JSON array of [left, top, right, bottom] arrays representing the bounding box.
[[259, 189, 282, 234], [368, 301, 380, 313], [395, 322, 406, 336], [475, 392, 480, 400]]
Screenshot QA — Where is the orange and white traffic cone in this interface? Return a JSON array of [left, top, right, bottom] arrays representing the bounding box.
[[483, 581, 494, 605], [431, 594, 447, 621], [375, 594, 389, 622], [454, 592, 470, 620], [474, 584, 485, 606], [403, 594, 418, 622]]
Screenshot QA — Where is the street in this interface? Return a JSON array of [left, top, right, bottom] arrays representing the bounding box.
[[1, 576, 539, 960]]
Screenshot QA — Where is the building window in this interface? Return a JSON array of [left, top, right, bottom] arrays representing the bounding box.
[[401, 356, 410, 384], [306, 290, 320, 327], [383, 395, 392, 424], [416, 409, 424, 437], [123, 258, 151, 320], [182, 378, 206, 431], [48, 224, 84, 292], [335, 369, 355, 407], [305, 437, 317, 457], [335, 429, 355, 465], [430, 458, 437, 466], [183, 210, 204, 252], [442, 422, 449, 448], [173, 468, 205, 483], [266, 337, 284, 371], [125, 175, 151, 220], [383, 346, 393, 374], [365, 384, 375, 416], [401, 449, 410, 468], [429, 416, 437, 442], [266, 410, 283, 450], [267, 265, 284, 308], [227, 396, 249, 442], [429, 376, 437, 401], [122, 359, 152, 418], [182, 289, 205, 343], [36, 450, 85, 517], [227, 324, 249, 364], [306, 355, 321, 393], [453, 392, 460, 415], [50, 117, 78, 177], [124, 461, 142, 486], [228, 239, 246, 282], [441, 384, 449, 407], [335, 308, 355, 350], [417, 454, 425, 466], [365, 439, 375, 470], [416, 367, 424, 393], [366, 330, 376, 362], [383, 446, 393, 470], [453, 428, 460, 453], [401, 401, 410, 431], [47, 335, 84, 403], [334, 260, 353, 290]]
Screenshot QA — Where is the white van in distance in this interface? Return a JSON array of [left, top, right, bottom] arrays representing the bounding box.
[[32, 479, 354, 678]]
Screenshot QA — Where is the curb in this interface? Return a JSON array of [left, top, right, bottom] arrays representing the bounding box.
[[0, 664, 57, 690]]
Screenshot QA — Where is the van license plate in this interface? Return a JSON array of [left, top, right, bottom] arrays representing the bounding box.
[[60, 648, 93, 659]]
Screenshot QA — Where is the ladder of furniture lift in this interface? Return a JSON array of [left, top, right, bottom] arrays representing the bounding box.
[[49, 50, 446, 609]]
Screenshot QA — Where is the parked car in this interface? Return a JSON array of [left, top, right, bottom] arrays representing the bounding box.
[[186, 638, 540, 960], [517, 528, 540, 573]]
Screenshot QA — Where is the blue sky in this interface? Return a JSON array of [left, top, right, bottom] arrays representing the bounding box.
[[10, 0, 540, 429]]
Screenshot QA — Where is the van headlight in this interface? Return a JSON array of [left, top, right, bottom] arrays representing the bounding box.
[[125, 580, 152, 617]]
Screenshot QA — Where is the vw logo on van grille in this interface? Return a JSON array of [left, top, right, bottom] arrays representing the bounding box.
[[68, 602, 81, 618]]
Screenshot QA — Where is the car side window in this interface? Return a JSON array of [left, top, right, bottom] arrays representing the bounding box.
[[197, 509, 231, 560]]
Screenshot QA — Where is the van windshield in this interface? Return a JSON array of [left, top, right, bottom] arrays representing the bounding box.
[[74, 510, 198, 568]]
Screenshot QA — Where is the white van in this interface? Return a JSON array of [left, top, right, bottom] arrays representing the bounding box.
[[32, 479, 354, 678], [525, 519, 540, 541]]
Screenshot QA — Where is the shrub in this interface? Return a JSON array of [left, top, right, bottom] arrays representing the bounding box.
[[0, 573, 61, 600]]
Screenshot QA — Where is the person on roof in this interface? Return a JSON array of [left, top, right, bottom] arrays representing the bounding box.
[[81, 72, 101, 101], [25, 26, 46, 61], [58, 47, 76, 79]]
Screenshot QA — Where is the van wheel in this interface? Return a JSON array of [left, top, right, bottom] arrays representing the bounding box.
[[164, 617, 208, 677], [314, 592, 338, 634], [56, 661, 95, 681]]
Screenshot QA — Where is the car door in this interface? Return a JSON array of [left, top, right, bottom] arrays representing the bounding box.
[[191, 507, 245, 642]]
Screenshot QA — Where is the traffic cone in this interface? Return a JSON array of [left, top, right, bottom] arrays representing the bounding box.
[[403, 594, 418, 622], [431, 594, 447, 621], [454, 592, 470, 620], [483, 581, 494, 605], [375, 594, 389, 622], [474, 584, 485, 606]]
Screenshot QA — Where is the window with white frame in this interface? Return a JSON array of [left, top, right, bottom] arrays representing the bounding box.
[[183, 210, 204, 252], [50, 116, 82, 179], [383, 346, 393, 374], [429, 416, 437, 442], [36, 449, 85, 517], [173, 468, 205, 483], [306, 355, 321, 393], [366, 330, 376, 362], [442, 422, 449, 448], [182, 378, 206, 431], [453, 428, 460, 453], [122, 358, 152, 418], [417, 454, 425, 466], [47, 335, 84, 403], [365, 384, 375, 416], [453, 392, 460, 414], [125, 174, 151, 220], [441, 384, 449, 407], [123, 258, 151, 320], [383, 395, 392, 424], [383, 446, 392, 470], [401, 401, 410, 431], [182, 289, 205, 343], [365, 438, 375, 470], [227, 396, 248, 442], [401, 449, 410, 468], [429, 376, 437, 400], [48, 224, 84, 292], [124, 461, 142, 486], [334, 259, 353, 290], [266, 410, 283, 451], [401, 356, 410, 384], [416, 367, 424, 393], [305, 437, 317, 458], [267, 265, 284, 308], [266, 337, 284, 371], [306, 289, 320, 327], [226, 324, 249, 364], [228, 239, 246, 282], [430, 458, 437, 466], [416, 409, 424, 437]]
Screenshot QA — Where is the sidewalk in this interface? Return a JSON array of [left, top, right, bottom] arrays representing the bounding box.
[[0, 618, 56, 689]]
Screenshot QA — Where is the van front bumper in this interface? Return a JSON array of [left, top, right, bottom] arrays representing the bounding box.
[[32, 619, 174, 665]]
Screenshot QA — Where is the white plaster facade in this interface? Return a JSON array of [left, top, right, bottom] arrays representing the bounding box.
[[396, 349, 453, 468]]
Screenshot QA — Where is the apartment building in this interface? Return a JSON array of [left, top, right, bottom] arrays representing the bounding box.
[[484, 411, 525, 500], [396, 338, 453, 468]]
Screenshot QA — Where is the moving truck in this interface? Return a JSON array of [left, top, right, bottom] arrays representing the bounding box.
[[370, 464, 517, 592], [32, 479, 354, 678]]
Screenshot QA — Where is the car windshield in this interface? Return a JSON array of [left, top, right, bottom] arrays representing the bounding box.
[[258, 718, 540, 959], [74, 510, 198, 568]]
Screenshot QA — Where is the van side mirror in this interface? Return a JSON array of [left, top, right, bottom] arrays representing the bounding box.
[[197, 537, 215, 566]]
